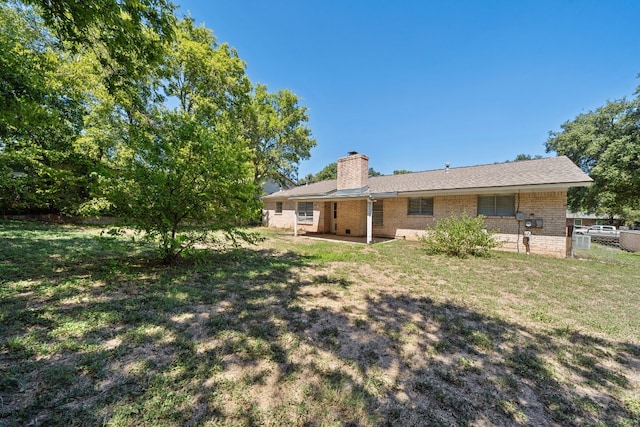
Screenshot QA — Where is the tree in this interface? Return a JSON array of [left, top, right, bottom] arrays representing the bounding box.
[[393, 169, 413, 175], [300, 163, 382, 183], [106, 110, 259, 263], [0, 0, 176, 214], [315, 162, 338, 181], [87, 18, 260, 263], [368, 167, 382, 177], [545, 93, 640, 220], [23, 0, 176, 94], [243, 83, 315, 187], [299, 162, 336, 183], [513, 154, 543, 161], [0, 4, 96, 214]]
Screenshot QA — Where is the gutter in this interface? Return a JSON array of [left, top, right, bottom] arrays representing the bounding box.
[[395, 182, 592, 197]]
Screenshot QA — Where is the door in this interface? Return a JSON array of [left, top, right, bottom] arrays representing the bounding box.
[[331, 202, 337, 233]]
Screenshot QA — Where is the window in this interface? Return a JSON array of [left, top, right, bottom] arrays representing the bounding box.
[[477, 195, 515, 217], [297, 202, 314, 223], [573, 219, 582, 226], [408, 197, 434, 215], [373, 200, 383, 226], [275, 202, 283, 214]]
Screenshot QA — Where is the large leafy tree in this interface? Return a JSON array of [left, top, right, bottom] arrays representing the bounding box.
[[1, 3, 310, 262], [23, 0, 176, 94], [545, 92, 640, 222], [0, 4, 95, 214], [244, 83, 316, 187], [0, 0, 175, 214], [87, 18, 260, 263]]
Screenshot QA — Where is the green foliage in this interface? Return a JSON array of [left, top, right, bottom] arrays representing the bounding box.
[[0, 5, 313, 263], [160, 17, 250, 122], [89, 18, 263, 263], [301, 163, 382, 183], [244, 83, 316, 187], [513, 154, 543, 161], [24, 0, 176, 94], [368, 167, 382, 177], [420, 212, 498, 257], [0, 4, 96, 214], [312, 162, 338, 181], [107, 110, 260, 263], [546, 90, 640, 221]]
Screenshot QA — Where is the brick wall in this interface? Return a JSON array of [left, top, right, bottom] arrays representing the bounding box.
[[336, 200, 366, 236], [337, 153, 369, 190], [264, 190, 570, 257], [493, 233, 570, 258], [377, 191, 569, 257], [263, 200, 328, 233], [515, 191, 567, 236]]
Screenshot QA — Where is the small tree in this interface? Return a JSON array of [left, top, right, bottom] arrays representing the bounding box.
[[107, 110, 260, 264], [421, 212, 498, 258]]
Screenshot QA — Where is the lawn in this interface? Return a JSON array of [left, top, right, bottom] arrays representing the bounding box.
[[1, 220, 639, 426]]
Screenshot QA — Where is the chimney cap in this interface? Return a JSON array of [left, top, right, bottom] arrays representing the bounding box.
[[348, 151, 358, 156]]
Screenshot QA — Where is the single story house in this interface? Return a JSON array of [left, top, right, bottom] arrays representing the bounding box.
[[262, 152, 593, 257], [566, 211, 618, 230]]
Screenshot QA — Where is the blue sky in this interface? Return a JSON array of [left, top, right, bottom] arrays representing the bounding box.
[[176, 0, 640, 178]]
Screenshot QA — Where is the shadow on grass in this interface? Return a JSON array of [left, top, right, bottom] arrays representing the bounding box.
[[1, 221, 639, 426]]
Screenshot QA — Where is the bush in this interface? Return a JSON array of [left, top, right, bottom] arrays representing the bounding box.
[[420, 212, 499, 258]]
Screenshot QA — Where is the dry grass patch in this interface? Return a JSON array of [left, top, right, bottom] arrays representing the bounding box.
[[1, 222, 639, 426]]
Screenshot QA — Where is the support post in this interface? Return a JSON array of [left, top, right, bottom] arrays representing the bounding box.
[[366, 199, 373, 244], [294, 204, 298, 237]]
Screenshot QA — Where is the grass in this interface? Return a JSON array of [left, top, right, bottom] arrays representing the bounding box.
[[1, 220, 639, 426]]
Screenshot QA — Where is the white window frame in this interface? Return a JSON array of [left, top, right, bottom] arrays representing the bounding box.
[[297, 202, 314, 223]]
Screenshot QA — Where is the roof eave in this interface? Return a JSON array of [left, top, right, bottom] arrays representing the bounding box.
[[397, 181, 593, 197], [289, 191, 398, 201], [269, 181, 592, 200]]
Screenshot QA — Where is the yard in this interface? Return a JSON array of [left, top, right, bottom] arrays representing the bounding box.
[[1, 220, 639, 426]]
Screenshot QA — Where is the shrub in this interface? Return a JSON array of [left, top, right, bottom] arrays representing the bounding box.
[[420, 212, 498, 257]]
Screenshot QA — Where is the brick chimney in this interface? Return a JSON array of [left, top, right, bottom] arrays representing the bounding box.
[[337, 152, 369, 190]]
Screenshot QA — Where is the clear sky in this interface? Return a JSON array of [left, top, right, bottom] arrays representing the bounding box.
[[176, 0, 640, 178]]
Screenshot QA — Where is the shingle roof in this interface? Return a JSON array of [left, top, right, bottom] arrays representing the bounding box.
[[263, 178, 337, 199], [262, 156, 592, 200]]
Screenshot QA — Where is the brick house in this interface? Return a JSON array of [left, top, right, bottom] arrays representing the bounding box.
[[262, 152, 593, 257]]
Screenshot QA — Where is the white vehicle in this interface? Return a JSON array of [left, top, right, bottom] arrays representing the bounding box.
[[583, 225, 620, 238]]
